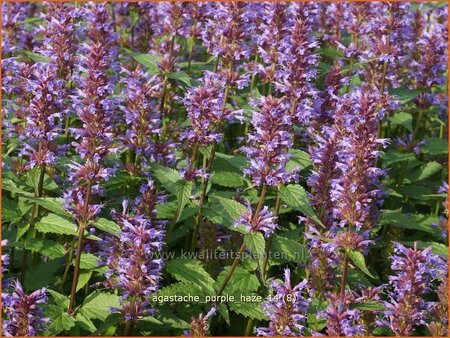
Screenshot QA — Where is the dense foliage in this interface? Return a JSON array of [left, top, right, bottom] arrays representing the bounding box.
[[1, 2, 448, 337]]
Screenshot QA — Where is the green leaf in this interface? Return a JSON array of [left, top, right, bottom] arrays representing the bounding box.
[[167, 71, 198, 87], [23, 50, 50, 63], [48, 312, 76, 334], [174, 180, 193, 222], [150, 162, 181, 195], [389, 112, 413, 132], [26, 197, 72, 218], [380, 210, 440, 235], [129, 7, 140, 28], [24, 259, 61, 291], [123, 48, 161, 75], [204, 195, 248, 233], [286, 149, 312, 171], [244, 232, 265, 258], [2, 198, 22, 223], [214, 266, 259, 296], [154, 308, 190, 329], [421, 137, 448, 155], [348, 251, 374, 278], [152, 281, 208, 300], [211, 171, 244, 188], [80, 292, 121, 321], [93, 218, 121, 237], [24, 238, 65, 259], [36, 213, 77, 235], [388, 87, 423, 102], [213, 152, 248, 172], [404, 161, 442, 183], [228, 300, 267, 320], [351, 301, 385, 311], [271, 235, 309, 263], [75, 313, 97, 333], [48, 289, 69, 310], [279, 185, 324, 228], [76, 270, 92, 292], [78, 254, 100, 270], [381, 150, 416, 167], [165, 259, 215, 293]]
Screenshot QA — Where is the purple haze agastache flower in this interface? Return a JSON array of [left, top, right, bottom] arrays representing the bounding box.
[[427, 262, 448, 336], [242, 96, 298, 187], [64, 3, 118, 223], [381, 242, 446, 336], [322, 291, 365, 336], [180, 71, 231, 147], [2, 2, 39, 51], [2, 239, 9, 275], [185, 307, 216, 337], [20, 63, 65, 170], [275, 11, 319, 123], [2, 279, 49, 337], [235, 205, 277, 238], [201, 3, 251, 64], [436, 182, 449, 238], [331, 89, 387, 231], [256, 268, 309, 336], [40, 2, 80, 82]]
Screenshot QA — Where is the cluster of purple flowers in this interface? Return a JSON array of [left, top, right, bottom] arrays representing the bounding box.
[[236, 205, 277, 238], [256, 268, 309, 336], [2, 280, 48, 336], [381, 243, 446, 336], [242, 96, 297, 187]]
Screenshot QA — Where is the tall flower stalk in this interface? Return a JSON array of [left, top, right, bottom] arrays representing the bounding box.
[[65, 3, 117, 314]]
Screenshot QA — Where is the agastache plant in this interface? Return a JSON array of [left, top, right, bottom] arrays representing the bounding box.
[[65, 3, 118, 314]]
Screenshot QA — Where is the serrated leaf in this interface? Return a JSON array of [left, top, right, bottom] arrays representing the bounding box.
[[36, 213, 77, 235], [25, 196, 71, 218], [123, 49, 161, 75], [76, 270, 92, 292], [23, 50, 50, 63], [380, 210, 440, 234], [214, 266, 259, 296], [381, 150, 416, 167], [421, 137, 448, 155], [351, 301, 385, 311], [75, 313, 97, 333], [77, 254, 100, 270], [174, 180, 193, 222], [150, 162, 181, 195], [388, 87, 423, 102], [389, 112, 413, 132], [211, 171, 244, 188], [24, 259, 61, 291], [168, 71, 198, 87], [204, 195, 248, 233], [2, 198, 22, 223], [154, 308, 190, 329], [93, 218, 121, 236], [24, 238, 65, 259], [152, 281, 208, 300], [279, 184, 324, 228], [404, 161, 442, 183], [48, 289, 69, 310], [80, 292, 121, 321], [48, 312, 76, 334], [286, 149, 312, 171], [271, 235, 309, 263], [219, 303, 230, 326], [244, 232, 265, 258], [165, 259, 215, 293], [228, 300, 267, 320], [349, 251, 374, 278]]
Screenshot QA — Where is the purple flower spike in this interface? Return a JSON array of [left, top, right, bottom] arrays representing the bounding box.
[[256, 268, 309, 336], [242, 96, 297, 187], [185, 307, 216, 337], [2, 280, 49, 337], [235, 205, 277, 238]]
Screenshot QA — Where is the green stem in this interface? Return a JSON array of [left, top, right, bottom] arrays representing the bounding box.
[[60, 240, 76, 291], [340, 250, 350, 296], [261, 190, 281, 280], [244, 318, 254, 336], [68, 181, 92, 315]]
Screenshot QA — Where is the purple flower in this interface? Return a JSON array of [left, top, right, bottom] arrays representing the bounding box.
[[235, 205, 277, 237], [180, 71, 231, 147], [381, 242, 446, 335], [2, 280, 49, 336], [331, 90, 387, 230], [2, 239, 9, 275], [242, 96, 297, 187], [256, 268, 309, 336], [322, 291, 365, 336], [185, 307, 216, 337]]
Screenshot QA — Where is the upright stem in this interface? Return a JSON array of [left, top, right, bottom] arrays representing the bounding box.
[[340, 250, 350, 296], [123, 296, 137, 336], [68, 181, 92, 315], [20, 164, 46, 281], [261, 190, 281, 279]]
